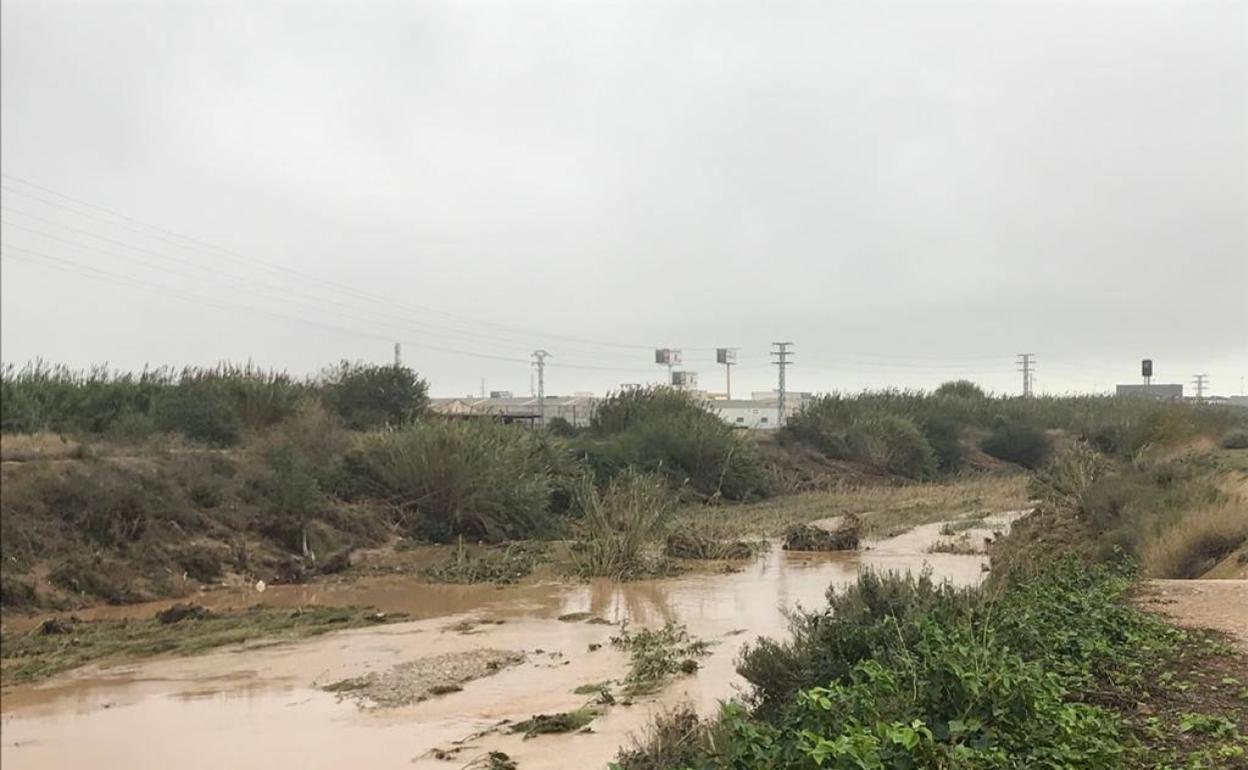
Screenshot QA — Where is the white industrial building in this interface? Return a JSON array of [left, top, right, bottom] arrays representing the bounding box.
[[429, 395, 599, 427], [429, 391, 811, 430], [1115, 384, 1184, 400]]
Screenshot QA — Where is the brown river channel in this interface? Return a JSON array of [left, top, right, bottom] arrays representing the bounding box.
[[0, 521, 1002, 770]]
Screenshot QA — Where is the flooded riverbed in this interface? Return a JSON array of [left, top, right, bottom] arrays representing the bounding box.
[[1, 530, 994, 770]]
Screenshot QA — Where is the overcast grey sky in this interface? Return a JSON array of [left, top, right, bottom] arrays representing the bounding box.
[[2, 0, 1245, 397]]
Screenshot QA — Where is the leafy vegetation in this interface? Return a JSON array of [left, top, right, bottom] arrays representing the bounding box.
[[615, 559, 1246, 770], [319, 361, 428, 430], [610, 622, 712, 696], [784, 385, 1245, 478], [0, 360, 426, 445], [580, 387, 772, 501], [348, 419, 567, 543], [980, 419, 1052, 468], [568, 468, 677, 580], [423, 540, 547, 584]]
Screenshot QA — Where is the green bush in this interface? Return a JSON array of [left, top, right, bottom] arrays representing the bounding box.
[[1221, 428, 1248, 449], [980, 420, 1052, 468], [862, 414, 937, 480], [348, 420, 560, 542], [569, 468, 675, 580], [738, 570, 980, 718], [260, 444, 323, 556], [320, 361, 427, 430], [783, 397, 937, 479], [933, 379, 985, 399], [622, 559, 1181, 770], [546, 416, 578, 437], [921, 414, 968, 473], [583, 388, 771, 501], [153, 382, 242, 447], [41, 464, 192, 548]]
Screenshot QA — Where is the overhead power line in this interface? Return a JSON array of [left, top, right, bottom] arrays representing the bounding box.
[[0, 245, 658, 374], [0, 174, 712, 354]]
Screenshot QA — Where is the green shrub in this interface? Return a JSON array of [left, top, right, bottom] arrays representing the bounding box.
[[784, 398, 937, 479], [980, 420, 1052, 468], [624, 560, 1180, 770], [583, 388, 770, 501], [320, 361, 427, 430], [739, 570, 980, 718], [260, 444, 323, 556], [546, 416, 578, 437], [1222, 428, 1248, 449], [349, 420, 560, 542], [568, 468, 675, 580], [0, 574, 37, 610], [153, 382, 242, 447], [933, 379, 985, 399], [1028, 442, 1109, 512], [42, 464, 191, 548], [862, 414, 937, 479], [921, 414, 968, 473]]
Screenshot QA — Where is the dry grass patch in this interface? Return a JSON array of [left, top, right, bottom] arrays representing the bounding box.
[[1142, 501, 1248, 579], [672, 473, 1027, 541]]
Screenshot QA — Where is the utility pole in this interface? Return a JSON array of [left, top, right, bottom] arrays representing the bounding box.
[[393, 343, 402, 367], [771, 342, 794, 428], [1017, 353, 1035, 397], [532, 350, 550, 426], [1192, 373, 1209, 401], [716, 348, 737, 399]]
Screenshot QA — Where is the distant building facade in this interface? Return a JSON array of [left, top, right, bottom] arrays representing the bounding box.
[[1115, 384, 1184, 400], [429, 390, 813, 430], [429, 395, 599, 427]]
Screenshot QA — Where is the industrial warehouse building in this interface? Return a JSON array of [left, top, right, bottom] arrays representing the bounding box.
[[429, 391, 813, 429]]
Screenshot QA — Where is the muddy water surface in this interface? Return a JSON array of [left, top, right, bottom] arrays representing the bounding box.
[[1, 534, 991, 770]]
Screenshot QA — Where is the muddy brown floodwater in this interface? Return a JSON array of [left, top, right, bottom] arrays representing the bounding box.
[[0, 526, 998, 770]]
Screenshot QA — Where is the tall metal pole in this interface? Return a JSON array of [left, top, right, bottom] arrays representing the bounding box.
[[532, 350, 550, 426], [771, 342, 794, 427], [1192, 373, 1208, 401], [1017, 353, 1035, 397]]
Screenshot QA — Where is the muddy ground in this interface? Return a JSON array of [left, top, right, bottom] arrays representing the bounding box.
[[0, 521, 995, 770]]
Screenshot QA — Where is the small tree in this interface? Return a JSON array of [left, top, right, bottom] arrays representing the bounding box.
[[934, 380, 985, 399], [981, 420, 1052, 469], [320, 362, 428, 430]]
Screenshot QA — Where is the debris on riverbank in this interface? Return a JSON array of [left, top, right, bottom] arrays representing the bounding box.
[[1, 605, 402, 686], [782, 514, 861, 551], [511, 707, 599, 738], [323, 649, 524, 708]]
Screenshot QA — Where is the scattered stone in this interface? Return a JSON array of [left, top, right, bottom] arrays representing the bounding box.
[[324, 649, 524, 709]]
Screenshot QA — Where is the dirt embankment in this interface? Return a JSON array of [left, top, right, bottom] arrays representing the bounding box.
[[1136, 579, 1248, 653]]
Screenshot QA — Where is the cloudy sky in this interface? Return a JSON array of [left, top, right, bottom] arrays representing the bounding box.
[[2, 0, 1245, 397]]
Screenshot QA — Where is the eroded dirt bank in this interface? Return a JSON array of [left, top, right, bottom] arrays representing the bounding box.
[[1, 532, 991, 770]]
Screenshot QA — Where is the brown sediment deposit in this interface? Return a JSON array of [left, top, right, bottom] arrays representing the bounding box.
[[0, 520, 1004, 770]]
